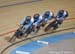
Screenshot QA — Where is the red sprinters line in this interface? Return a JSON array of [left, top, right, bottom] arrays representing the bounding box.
[[65, 18, 75, 20], [0, 18, 75, 36], [0, 30, 16, 36]]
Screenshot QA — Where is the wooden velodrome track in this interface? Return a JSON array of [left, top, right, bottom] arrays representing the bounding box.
[[0, 0, 75, 54]]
